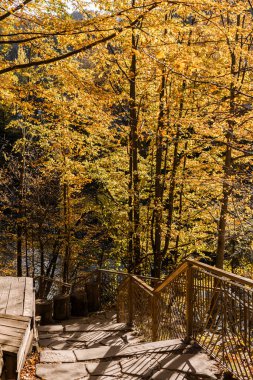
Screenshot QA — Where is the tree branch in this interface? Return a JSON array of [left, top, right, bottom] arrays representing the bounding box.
[[0, 0, 33, 22], [0, 3, 158, 75]]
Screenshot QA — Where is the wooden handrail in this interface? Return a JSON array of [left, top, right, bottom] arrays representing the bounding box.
[[117, 259, 253, 379], [73, 269, 159, 284], [131, 275, 154, 295], [187, 259, 253, 288], [97, 268, 160, 282], [34, 276, 71, 288], [153, 262, 188, 293], [117, 276, 130, 291]]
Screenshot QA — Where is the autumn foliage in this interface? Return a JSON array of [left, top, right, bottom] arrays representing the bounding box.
[[0, 0, 252, 280]]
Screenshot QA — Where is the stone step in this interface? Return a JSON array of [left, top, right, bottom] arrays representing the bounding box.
[[40, 339, 185, 363], [39, 322, 129, 334], [37, 348, 219, 379]]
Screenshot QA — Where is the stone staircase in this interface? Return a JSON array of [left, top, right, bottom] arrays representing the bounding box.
[[36, 311, 222, 380]]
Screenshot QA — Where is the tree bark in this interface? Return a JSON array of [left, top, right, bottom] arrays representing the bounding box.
[[152, 69, 166, 278], [128, 1, 141, 274], [63, 182, 71, 282], [216, 47, 235, 268]]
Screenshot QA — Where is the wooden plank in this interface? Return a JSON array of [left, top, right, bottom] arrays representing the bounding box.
[[17, 329, 33, 380], [0, 278, 11, 314], [0, 277, 12, 285], [2, 344, 19, 354], [0, 326, 25, 338], [0, 335, 21, 348], [1, 324, 27, 334], [18, 277, 26, 285], [23, 277, 34, 317], [0, 313, 30, 323], [6, 279, 25, 316], [0, 319, 27, 330], [17, 322, 31, 373]]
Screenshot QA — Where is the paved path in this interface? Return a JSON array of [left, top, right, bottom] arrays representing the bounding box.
[[36, 311, 222, 379]]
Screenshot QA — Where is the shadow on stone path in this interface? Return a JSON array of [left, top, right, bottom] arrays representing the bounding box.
[[36, 310, 222, 380]]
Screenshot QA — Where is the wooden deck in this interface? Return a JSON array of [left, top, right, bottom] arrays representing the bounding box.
[[0, 277, 35, 379], [0, 277, 34, 318]]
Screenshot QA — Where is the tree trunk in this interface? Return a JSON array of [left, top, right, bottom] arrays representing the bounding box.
[[63, 182, 71, 282], [152, 68, 166, 278], [162, 80, 186, 267], [17, 148, 26, 277], [17, 222, 22, 277], [216, 48, 235, 268], [128, 2, 141, 274], [174, 142, 188, 261], [162, 126, 180, 261], [216, 135, 232, 269]]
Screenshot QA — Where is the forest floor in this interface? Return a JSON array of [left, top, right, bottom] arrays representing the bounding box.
[[21, 310, 223, 379]]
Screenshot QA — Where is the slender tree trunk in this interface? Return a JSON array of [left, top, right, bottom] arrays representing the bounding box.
[[128, 1, 141, 274], [128, 141, 133, 271], [162, 126, 180, 259], [17, 133, 26, 277], [216, 52, 235, 268], [17, 223, 22, 277], [25, 225, 29, 277], [31, 232, 35, 278], [174, 142, 188, 261], [152, 69, 166, 278], [63, 182, 71, 282], [216, 131, 232, 269], [162, 80, 186, 266], [45, 240, 61, 296], [39, 231, 44, 277]]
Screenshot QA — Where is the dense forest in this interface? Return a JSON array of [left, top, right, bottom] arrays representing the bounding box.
[[0, 0, 252, 282]]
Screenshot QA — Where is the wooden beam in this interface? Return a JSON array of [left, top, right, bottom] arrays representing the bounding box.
[[23, 278, 34, 318]]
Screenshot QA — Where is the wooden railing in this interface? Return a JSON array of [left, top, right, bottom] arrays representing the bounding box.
[[35, 262, 253, 379], [35, 276, 72, 299], [117, 260, 253, 380], [73, 268, 160, 310], [117, 276, 154, 341]]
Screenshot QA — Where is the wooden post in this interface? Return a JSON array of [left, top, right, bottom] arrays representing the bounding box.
[[128, 276, 133, 326], [70, 290, 88, 317], [152, 294, 159, 341], [0, 345, 3, 379], [53, 294, 70, 320], [186, 264, 194, 342], [36, 299, 53, 325], [116, 292, 120, 323]]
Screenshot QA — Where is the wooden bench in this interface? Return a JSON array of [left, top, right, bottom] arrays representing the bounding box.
[[0, 314, 33, 379], [0, 277, 35, 379]]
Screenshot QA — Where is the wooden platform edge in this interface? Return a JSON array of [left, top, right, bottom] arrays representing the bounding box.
[[17, 326, 33, 379]]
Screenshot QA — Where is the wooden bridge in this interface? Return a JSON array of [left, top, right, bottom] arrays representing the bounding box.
[[0, 277, 35, 379]]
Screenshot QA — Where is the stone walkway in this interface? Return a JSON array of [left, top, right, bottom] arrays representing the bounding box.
[[36, 311, 222, 379]]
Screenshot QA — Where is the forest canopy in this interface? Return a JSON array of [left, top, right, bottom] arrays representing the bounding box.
[[0, 0, 252, 281]]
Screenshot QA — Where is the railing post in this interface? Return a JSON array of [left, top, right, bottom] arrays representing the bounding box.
[[97, 269, 102, 309], [152, 293, 159, 341], [128, 276, 133, 326], [186, 264, 194, 342]]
